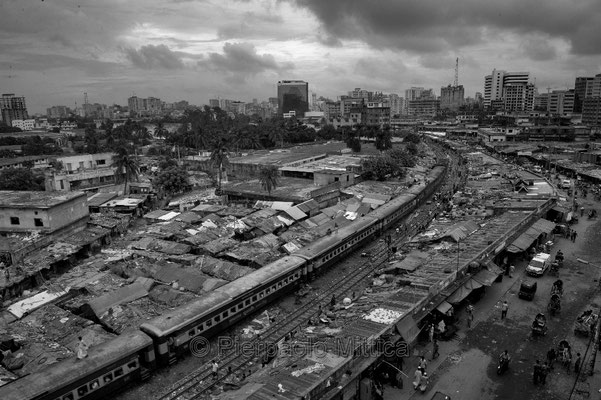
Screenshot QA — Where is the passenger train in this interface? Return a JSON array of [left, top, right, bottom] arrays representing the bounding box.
[[1, 164, 447, 400]]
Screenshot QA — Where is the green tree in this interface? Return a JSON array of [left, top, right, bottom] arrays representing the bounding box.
[[111, 147, 140, 195], [0, 168, 45, 191], [154, 121, 169, 139], [375, 126, 393, 151], [404, 132, 421, 144], [154, 166, 190, 194], [259, 165, 279, 196]]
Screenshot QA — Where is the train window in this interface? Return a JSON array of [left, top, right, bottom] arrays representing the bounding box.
[[206, 319, 213, 327], [245, 299, 251, 306], [189, 329, 196, 337], [223, 310, 229, 318], [103, 373, 113, 383], [215, 315, 221, 322], [237, 304, 243, 310], [90, 379, 99, 390], [77, 385, 88, 396], [265, 288, 270, 294], [62, 394, 74, 400], [114, 368, 124, 377], [128, 361, 138, 369], [231, 307, 236, 313], [278, 282, 283, 288], [252, 295, 257, 302]]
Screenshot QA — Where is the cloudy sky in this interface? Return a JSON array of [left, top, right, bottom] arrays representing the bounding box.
[[1, 0, 600, 114]]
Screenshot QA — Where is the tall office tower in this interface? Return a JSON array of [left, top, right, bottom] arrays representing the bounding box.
[[0, 93, 28, 125], [534, 93, 550, 111], [277, 80, 309, 117], [582, 73, 601, 125], [574, 77, 595, 113], [483, 70, 532, 111], [440, 85, 465, 111], [348, 88, 372, 102]]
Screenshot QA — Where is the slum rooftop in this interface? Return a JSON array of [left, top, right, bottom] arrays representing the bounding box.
[[0, 190, 86, 208]]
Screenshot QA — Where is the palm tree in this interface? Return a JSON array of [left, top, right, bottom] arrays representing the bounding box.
[[259, 165, 279, 197], [111, 147, 140, 195], [154, 121, 168, 139], [209, 136, 230, 191]]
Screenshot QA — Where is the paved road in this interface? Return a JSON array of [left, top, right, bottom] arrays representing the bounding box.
[[384, 187, 601, 400]]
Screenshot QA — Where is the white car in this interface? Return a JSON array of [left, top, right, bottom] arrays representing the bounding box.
[[526, 253, 551, 276]]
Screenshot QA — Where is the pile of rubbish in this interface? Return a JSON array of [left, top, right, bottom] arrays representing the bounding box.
[[363, 308, 404, 324]]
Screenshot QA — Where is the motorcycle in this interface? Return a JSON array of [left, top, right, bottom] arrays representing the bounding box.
[[497, 356, 510, 375]]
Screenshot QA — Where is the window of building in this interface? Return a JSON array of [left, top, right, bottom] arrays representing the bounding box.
[[10, 217, 19, 225], [97, 159, 106, 165], [79, 161, 84, 170], [34, 218, 43, 227], [60, 180, 64, 190], [66, 163, 72, 171]]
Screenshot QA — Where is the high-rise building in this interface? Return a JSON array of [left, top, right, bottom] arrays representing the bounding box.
[[547, 90, 575, 115], [582, 73, 601, 125], [534, 93, 550, 111], [209, 99, 220, 108], [440, 85, 465, 112], [1, 93, 28, 126], [46, 105, 70, 119], [388, 94, 403, 117], [277, 80, 309, 117], [348, 88, 372, 102], [128, 96, 162, 117], [483, 70, 533, 112], [574, 77, 595, 113]]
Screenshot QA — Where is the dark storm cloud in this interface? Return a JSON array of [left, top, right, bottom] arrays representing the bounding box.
[[291, 0, 601, 55], [216, 11, 285, 40], [520, 37, 557, 61], [124, 44, 186, 69], [199, 42, 294, 75]]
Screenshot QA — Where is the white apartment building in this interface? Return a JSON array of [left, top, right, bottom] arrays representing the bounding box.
[[11, 119, 36, 131], [484, 70, 531, 110]]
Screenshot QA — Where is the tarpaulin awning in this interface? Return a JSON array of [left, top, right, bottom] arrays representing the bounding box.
[[508, 230, 539, 252], [435, 301, 453, 314], [395, 316, 421, 343], [485, 261, 504, 276], [530, 218, 556, 235], [446, 279, 483, 304], [473, 269, 499, 286]]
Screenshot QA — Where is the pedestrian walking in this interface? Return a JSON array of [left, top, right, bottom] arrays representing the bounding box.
[[540, 362, 549, 384], [575, 353, 582, 374], [573, 231, 578, 242], [212, 360, 219, 380], [419, 372, 429, 393], [509, 265, 515, 278], [547, 348, 556, 370], [432, 339, 440, 360], [419, 356, 427, 371], [413, 368, 422, 390], [533, 360, 541, 385], [429, 324, 435, 342], [501, 301, 509, 319], [581, 207, 585, 217]]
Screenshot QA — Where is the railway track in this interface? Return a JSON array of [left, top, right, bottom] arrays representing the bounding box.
[[159, 152, 463, 400]]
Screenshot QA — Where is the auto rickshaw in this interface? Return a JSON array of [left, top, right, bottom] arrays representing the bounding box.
[[518, 280, 537, 300], [532, 313, 548, 337], [548, 294, 561, 316]]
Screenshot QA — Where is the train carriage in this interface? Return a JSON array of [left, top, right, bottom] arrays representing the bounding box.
[[140, 255, 306, 365], [0, 331, 154, 400], [294, 217, 378, 275]]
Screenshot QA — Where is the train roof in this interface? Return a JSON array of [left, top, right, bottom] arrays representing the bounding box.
[[368, 190, 419, 221], [294, 216, 376, 260], [140, 290, 232, 337], [0, 330, 152, 400], [140, 256, 306, 337], [215, 256, 306, 299]]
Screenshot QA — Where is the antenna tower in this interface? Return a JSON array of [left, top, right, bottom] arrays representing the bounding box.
[[454, 58, 459, 87]]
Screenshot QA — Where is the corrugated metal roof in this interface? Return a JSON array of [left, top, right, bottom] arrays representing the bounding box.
[[86, 277, 154, 317], [153, 266, 207, 293]]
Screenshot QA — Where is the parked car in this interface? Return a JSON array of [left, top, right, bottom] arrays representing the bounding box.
[[526, 253, 551, 276], [560, 179, 571, 189], [519, 280, 538, 300]]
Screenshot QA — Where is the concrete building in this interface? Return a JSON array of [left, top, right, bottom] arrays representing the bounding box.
[[574, 77, 595, 113], [348, 88, 372, 101], [340, 97, 364, 117], [440, 85, 465, 112], [582, 97, 601, 126], [1, 94, 28, 126], [407, 98, 440, 117], [548, 90, 575, 115], [0, 191, 88, 234], [277, 80, 309, 117], [534, 93, 550, 111], [11, 119, 35, 131], [484, 70, 532, 111], [362, 102, 390, 127], [313, 169, 355, 188], [324, 101, 341, 120], [127, 96, 162, 117], [388, 93, 403, 117], [45, 153, 118, 192], [46, 106, 70, 119]]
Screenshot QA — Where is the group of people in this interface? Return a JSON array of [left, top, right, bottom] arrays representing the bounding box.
[[412, 356, 430, 393]]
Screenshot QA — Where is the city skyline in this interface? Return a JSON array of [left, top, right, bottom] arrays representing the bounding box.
[[1, 0, 600, 114]]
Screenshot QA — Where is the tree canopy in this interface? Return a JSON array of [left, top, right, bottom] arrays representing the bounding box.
[[0, 168, 45, 191], [111, 147, 140, 195], [361, 147, 415, 181], [259, 165, 279, 196], [154, 166, 190, 194]]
